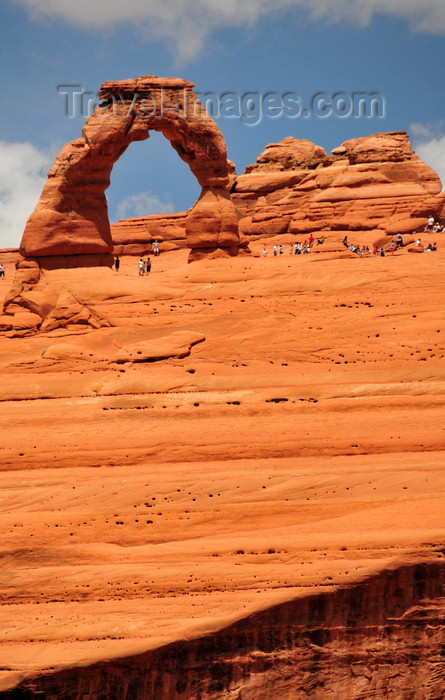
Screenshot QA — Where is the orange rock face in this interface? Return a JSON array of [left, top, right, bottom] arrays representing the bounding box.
[[232, 131, 445, 239], [0, 233, 445, 697]]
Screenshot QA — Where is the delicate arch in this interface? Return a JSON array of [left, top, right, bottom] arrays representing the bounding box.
[[20, 76, 240, 262]]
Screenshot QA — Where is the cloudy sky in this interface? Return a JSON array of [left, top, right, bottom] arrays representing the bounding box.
[[1, 0, 444, 248]]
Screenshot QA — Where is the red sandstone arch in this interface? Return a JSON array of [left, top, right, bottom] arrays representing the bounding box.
[[20, 76, 240, 263]]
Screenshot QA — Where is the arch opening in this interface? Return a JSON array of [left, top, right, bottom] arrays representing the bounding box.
[[106, 130, 201, 224]]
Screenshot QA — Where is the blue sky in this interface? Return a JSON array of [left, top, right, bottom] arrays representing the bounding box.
[[1, 0, 445, 248]]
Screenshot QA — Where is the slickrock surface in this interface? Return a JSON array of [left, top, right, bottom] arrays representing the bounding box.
[[0, 233, 445, 697]]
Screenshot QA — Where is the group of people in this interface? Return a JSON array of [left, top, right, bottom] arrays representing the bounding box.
[[114, 240, 160, 274], [424, 241, 439, 251], [343, 236, 394, 256], [262, 217, 443, 259], [113, 255, 152, 274], [263, 235, 325, 257], [397, 232, 440, 252], [0, 259, 21, 278], [425, 216, 444, 233], [138, 257, 152, 275], [343, 231, 438, 257]]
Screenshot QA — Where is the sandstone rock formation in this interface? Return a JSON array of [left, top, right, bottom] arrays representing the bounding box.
[[20, 76, 240, 263], [231, 132, 445, 240]]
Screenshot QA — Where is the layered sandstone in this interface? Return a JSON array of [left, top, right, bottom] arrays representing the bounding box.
[[232, 132, 445, 239]]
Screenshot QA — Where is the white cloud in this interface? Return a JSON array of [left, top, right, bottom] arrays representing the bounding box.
[[114, 191, 175, 221], [14, 0, 445, 60], [306, 0, 445, 32], [0, 141, 52, 250], [410, 121, 445, 191], [414, 135, 445, 192], [410, 122, 436, 141]]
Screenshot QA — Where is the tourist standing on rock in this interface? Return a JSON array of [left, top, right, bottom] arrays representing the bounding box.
[[114, 256, 120, 271], [273, 244, 278, 256], [342, 235, 349, 248], [426, 215, 435, 232], [0, 263, 4, 279], [138, 258, 145, 276], [153, 240, 160, 257], [15, 260, 20, 270], [262, 247, 267, 257], [146, 257, 152, 275]]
